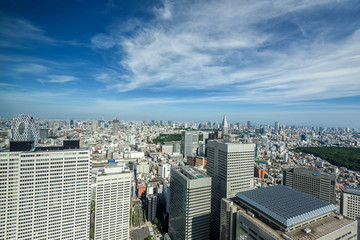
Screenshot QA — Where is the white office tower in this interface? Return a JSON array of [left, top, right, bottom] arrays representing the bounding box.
[[169, 166, 211, 240], [94, 165, 131, 240], [0, 141, 91, 240], [206, 139, 255, 239], [158, 163, 171, 179]]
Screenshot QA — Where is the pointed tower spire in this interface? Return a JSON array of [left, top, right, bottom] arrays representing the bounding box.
[[222, 113, 229, 136]]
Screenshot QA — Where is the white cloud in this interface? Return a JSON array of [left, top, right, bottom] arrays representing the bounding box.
[[91, 33, 116, 49], [91, 0, 360, 105], [15, 63, 48, 74], [154, 1, 172, 20], [0, 82, 17, 87], [37, 75, 79, 83]]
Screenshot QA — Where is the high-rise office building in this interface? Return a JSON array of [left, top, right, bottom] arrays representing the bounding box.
[[39, 128, 49, 140], [169, 166, 211, 240], [246, 121, 251, 129], [283, 167, 336, 204], [94, 165, 131, 240], [146, 195, 158, 222], [274, 121, 280, 132], [113, 118, 119, 135], [0, 140, 91, 239], [341, 187, 360, 219], [221, 185, 357, 240], [207, 139, 255, 239], [180, 131, 198, 158], [12, 113, 39, 145]]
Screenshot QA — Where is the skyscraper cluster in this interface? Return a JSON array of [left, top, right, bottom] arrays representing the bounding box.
[[1, 113, 359, 240]]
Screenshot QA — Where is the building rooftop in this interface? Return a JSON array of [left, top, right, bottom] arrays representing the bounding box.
[[341, 186, 360, 196], [234, 202, 355, 240], [236, 185, 337, 227], [178, 166, 209, 180]]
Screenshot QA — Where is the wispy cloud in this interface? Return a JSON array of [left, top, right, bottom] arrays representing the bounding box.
[[15, 63, 49, 74], [91, 0, 360, 105], [0, 82, 17, 87], [37, 75, 79, 83], [0, 17, 55, 43]]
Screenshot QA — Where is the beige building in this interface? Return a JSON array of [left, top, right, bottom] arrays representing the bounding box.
[[341, 187, 360, 219], [94, 165, 131, 240], [283, 167, 337, 204]]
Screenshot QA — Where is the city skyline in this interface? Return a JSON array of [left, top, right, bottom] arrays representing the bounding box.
[[1, 0, 360, 127]]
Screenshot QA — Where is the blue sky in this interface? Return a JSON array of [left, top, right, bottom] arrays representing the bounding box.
[[0, 0, 360, 127]]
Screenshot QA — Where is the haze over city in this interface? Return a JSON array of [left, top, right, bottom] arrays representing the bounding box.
[[1, 0, 360, 127]]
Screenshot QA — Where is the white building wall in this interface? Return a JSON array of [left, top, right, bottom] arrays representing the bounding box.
[[94, 169, 131, 240], [0, 150, 92, 240]]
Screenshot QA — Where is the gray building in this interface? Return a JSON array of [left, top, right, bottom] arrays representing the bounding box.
[[283, 167, 336, 204], [206, 139, 255, 239], [146, 195, 158, 222], [39, 128, 49, 140], [221, 185, 358, 240], [180, 131, 198, 158], [169, 166, 211, 240]]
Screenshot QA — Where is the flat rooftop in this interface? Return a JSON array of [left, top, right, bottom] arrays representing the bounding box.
[[236, 185, 337, 227], [341, 186, 360, 196], [179, 166, 209, 180]]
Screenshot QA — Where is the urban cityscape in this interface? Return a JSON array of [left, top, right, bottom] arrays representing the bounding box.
[[0, 114, 359, 239], [1, 0, 360, 240]]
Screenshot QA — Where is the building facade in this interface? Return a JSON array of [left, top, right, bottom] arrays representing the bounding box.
[[0, 142, 91, 239], [169, 166, 211, 240], [341, 187, 360, 219], [206, 140, 255, 239], [283, 167, 336, 204], [180, 131, 199, 158], [94, 165, 131, 240], [158, 163, 171, 179]]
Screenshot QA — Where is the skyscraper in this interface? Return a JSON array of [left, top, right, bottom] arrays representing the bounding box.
[[94, 165, 131, 240], [283, 167, 336, 204], [0, 140, 92, 239], [169, 166, 211, 240], [246, 120, 251, 129], [222, 114, 229, 136], [274, 121, 280, 132], [12, 113, 39, 145], [39, 128, 49, 140], [180, 131, 198, 158], [113, 118, 119, 135], [206, 139, 255, 239]]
